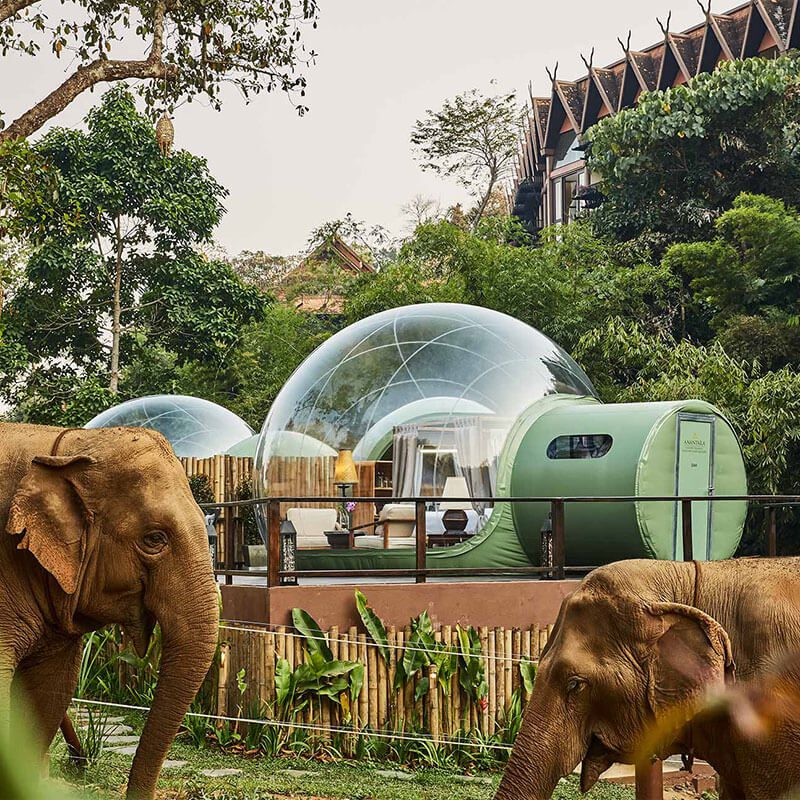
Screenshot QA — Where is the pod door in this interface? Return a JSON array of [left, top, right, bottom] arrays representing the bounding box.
[[673, 413, 715, 560]]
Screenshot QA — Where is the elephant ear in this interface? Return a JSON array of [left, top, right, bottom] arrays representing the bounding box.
[[645, 602, 735, 718], [6, 454, 96, 595]]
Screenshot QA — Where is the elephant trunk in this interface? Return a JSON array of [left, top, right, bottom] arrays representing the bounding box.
[[125, 565, 219, 800], [495, 692, 584, 800]]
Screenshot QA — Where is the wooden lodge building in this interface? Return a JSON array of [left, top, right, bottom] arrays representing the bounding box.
[[513, 0, 800, 234], [275, 235, 374, 316]]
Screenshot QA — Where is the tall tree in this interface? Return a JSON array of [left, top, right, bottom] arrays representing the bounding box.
[[411, 89, 521, 230], [3, 86, 263, 410], [587, 55, 800, 241], [0, 0, 318, 142]]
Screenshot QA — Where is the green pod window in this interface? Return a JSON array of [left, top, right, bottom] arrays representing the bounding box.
[[547, 434, 613, 460]]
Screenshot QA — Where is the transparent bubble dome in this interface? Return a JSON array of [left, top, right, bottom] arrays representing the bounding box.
[[85, 394, 253, 457], [254, 303, 597, 499]]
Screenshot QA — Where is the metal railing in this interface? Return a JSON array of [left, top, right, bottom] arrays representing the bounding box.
[[202, 494, 800, 586]]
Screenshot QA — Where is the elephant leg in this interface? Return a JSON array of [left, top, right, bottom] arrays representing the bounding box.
[[11, 636, 82, 756]]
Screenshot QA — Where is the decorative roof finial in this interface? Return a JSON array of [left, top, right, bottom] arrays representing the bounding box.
[[695, 0, 712, 16], [545, 62, 559, 84], [617, 31, 633, 53], [657, 12, 673, 37], [581, 47, 596, 73]]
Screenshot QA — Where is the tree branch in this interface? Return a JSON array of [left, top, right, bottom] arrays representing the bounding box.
[[1, 1, 174, 142], [0, 0, 38, 24]]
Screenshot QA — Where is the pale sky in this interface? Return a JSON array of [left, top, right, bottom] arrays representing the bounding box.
[[2, 0, 707, 256]]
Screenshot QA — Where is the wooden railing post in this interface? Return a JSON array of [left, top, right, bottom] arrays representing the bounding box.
[[635, 760, 664, 800], [551, 499, 565, 580], [267, 499, 281, 587], [767, 506, 777, 557], [681, 498, 693, 562], [415, 500, 427, 584]]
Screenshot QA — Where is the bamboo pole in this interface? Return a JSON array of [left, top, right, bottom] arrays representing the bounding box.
[[488, 628, 497, 732], [504, 628, 513, 710], [359, 634, 369, 728], [276, 625, 286, 663], [367, 634, 378, 730], [403, 626, 414, 728], [217, 641, 230, 718], [522, 629, 532, 702], [428, 664, 439, 743], [480, 626, 490, 735], [377, 630, 388, 728], [387, 626, 397, 730], [395, 629, 405, 730], [442, 624, 452, 735], [265, 631, 275, 705]]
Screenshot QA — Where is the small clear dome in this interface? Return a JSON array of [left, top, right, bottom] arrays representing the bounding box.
[[85, 395, 253, 457], [254, 304, 596, 504]]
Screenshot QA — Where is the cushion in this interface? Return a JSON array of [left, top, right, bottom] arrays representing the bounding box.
[[379, 504, 417, 522], [356, 535, 417, 549], [287, 507, 339, 547]]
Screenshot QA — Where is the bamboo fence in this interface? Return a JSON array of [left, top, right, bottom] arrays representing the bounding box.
[[181, 456, 254, 566], [214, 621, 553, 741]]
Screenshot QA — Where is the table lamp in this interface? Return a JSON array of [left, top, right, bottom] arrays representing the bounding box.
[[334, 449, 359, 529], [440, 476, 471, 532]]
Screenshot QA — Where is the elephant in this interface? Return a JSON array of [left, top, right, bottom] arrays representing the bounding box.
[[0, 423, 220, 800], [495, 558, 800, 800]]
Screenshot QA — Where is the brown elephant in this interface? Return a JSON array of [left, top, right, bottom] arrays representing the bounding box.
[[495, 558, 800, 800], [0, 423, 220, 800]]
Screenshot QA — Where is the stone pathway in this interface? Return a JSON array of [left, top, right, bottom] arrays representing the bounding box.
[[200, 768, 243, 777]]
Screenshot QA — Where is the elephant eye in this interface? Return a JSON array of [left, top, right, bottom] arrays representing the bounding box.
[[566, 677, 585, 694], [141, 530, 168, 554]]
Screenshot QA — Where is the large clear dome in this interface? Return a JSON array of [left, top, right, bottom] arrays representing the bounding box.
[[254, 304, 597, 505], [85, 395, 253, 457]]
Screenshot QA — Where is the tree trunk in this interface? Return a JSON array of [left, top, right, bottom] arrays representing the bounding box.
[[0, 2, 172, 143], [109, 216, 123, 393], [471, 170, 497, 232]]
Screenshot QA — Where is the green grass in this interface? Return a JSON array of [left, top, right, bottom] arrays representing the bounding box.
[[49, 714, 634, 800]]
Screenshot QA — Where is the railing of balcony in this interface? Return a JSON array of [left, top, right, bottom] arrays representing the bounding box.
[[201, 494, 799, 587]]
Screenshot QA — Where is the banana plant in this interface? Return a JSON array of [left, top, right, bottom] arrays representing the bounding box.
[[456, 624, 489, 708], [287, 607, 364, 722]]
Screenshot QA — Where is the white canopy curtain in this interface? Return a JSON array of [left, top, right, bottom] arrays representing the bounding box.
[[391, 417, 503, 513], [452, 417, 503, 515], [392, 425, 418, 498]]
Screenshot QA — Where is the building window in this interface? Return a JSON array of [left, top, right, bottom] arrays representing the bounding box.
[[547, 435, 613, 460], [563, 173, 581, 223]]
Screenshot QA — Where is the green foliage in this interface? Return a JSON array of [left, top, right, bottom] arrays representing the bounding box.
[[344, 259, 466, 324], [587, 55, 800, 239], [663, 193, 800, 367], [373, 219, 679, 352], [188, 474, 216, 506], [292, 608, 333, 661], [226, 304, 328, 429], [518, 660, 537, 696], [456, 625, 488, 707], [2, 86, 263, 422], [287, 607, 365, 720], [355, 590, 391, 666], [75, 625, 160, 706], [0, 0, 318, 138]]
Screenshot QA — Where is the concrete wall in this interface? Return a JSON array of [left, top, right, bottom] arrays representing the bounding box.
[[221, 579, 580, 629]]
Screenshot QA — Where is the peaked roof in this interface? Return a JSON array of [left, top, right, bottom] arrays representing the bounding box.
[[301, 236, 375, 274], [515, 0, 798, 187]]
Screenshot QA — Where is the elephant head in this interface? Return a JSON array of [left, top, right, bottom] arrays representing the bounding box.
[[6, 428, 219, 800], [495, 565, 734, 800]]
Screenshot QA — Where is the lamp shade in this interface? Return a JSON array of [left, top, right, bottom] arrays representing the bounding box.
[[440, 476, 472, 510], [334, 449, 359, 485]]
